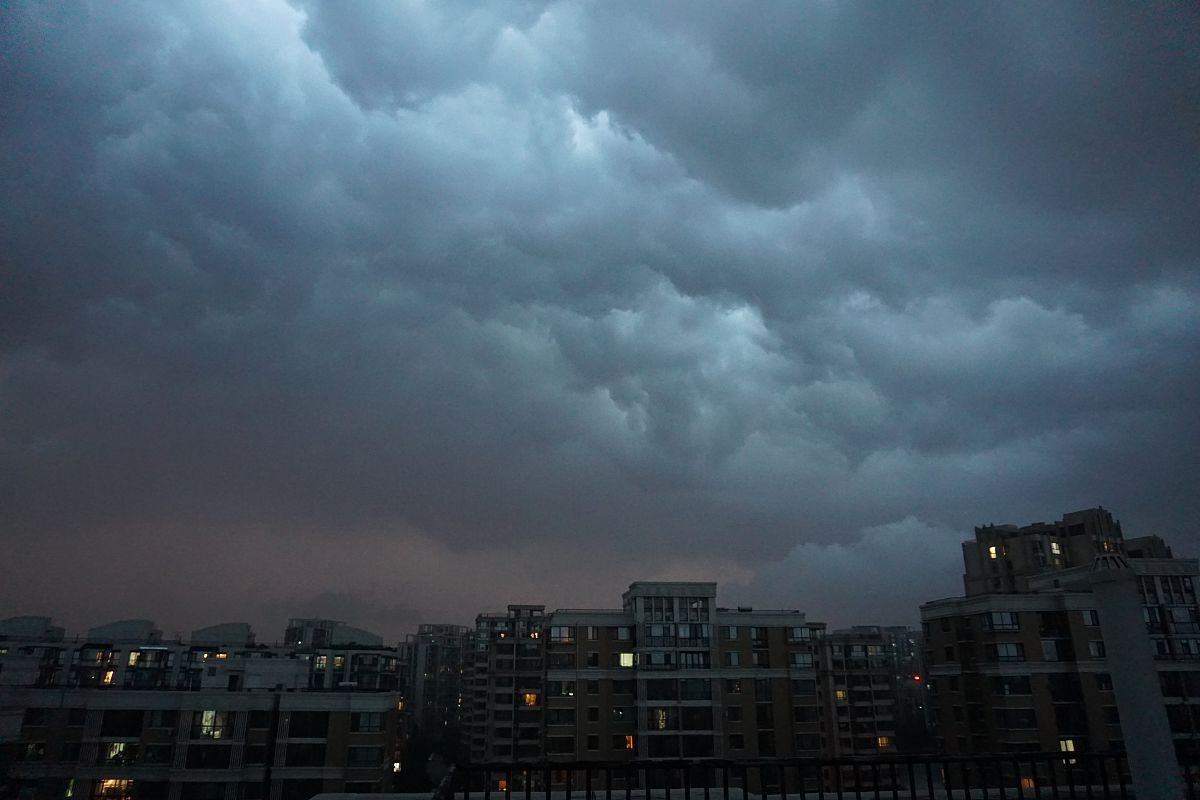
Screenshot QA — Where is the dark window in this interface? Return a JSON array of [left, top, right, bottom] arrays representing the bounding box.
[[645, 680, 677, 701], [286, 743, 326, 767], [347, 746, 383, 767], [23, 709, 47, 727], [281, 781, 323, 800], [681, 707, 713, 730], [586, 707, 599, 722], [101, 710, 144, 737], [143, 745, 173, 764], [186, 745, 232, 769], [647, 737, 679, 758], [545, 737, 574, 754], [726, 706, 742, 722], [68, 708, 88, 726], [586, 680, 600, 694], [248, 711, 270, 729], [681, 735, 713, 757], [757, 732, 776, 756], [244, 746, 268, 765], [288, 711, 329, 738], [351, 712, 384, 732], [181, 784, 227, 800], [728, 733, 744, 749]]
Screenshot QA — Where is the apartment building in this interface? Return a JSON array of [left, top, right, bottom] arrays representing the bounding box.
[[462, 583, 853, 765], [920, 507, 1200, 766], [0, 617, 403, 800], [402, 625, 469, 736], [463, 606, 547, 763]]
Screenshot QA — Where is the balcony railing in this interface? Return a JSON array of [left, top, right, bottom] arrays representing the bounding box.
[[449, 753, 1180, 799]]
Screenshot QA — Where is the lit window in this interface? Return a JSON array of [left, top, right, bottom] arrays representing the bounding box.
[[876, 736, 890, 748], [215, 653, 227, 660], [1020, 778, 1035, 790], [619, 652, 634, 668], [127, 652, 140, 668], [1050, 541, 1062, 555], [522, 693, 538, 707], [529, 631, 539, 639], [102, 671, 115, 686], [622, 735, 634, 750], [1059, 738, 1077, 765], [497, 780, 507, 792], [835, 689, 847, 701], [314, 655, 327, 670], [988, 546, 998, 560], [333, 656, 345, 669], [392, 762, 401, 773]]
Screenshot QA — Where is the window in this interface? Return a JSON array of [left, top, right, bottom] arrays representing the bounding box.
[[547, 681, 576, 697], [1095, 673, 1114, 691], [285, 744, 325, 767], [648, 708, 677, 731], [985, 612, 1019, 631], [612, 679, 635, 694], [725, 651, 740, 667], [646, 680, 676, 700], [287, 711, 328, 738], [1088, 641, 1106, 659], [101, 742, 139, 766], [726, 706, 742, 722], [788, 627, 811, 642], [791, 679, 816, 695], [586, 652, 599, 668], [586, 735, 599, 750], [615, 734, 635, 751], [586, 680, 600, 694], [586, 707, 599, 722], [187, 745, 232, 769], [522, 693, 538, 707], [988, 545, 998, 560], [617, 652, 634, 668], [586, 626, 599, 641], [22, 743, 45, 762], [549, 626, 574, 643], [547, 709, 575, 726], [102, 710, 143, 737], [347, 747, 383, 768], [192, 711, 231, 739], [351, 712, 384, 732], [1058, 738, 1077, 765], [834, 689, 847, 701], [876, 736, 891, 748], [1083, 610, 1100, 626], [725, 679, 742, 694], [988, 642, 1025, 662], [757, 732, 776, 756], [789, 653, 813, 668], [751, 651, 770, 668], [616, 627, 632, 641], [244, 746, 267, 765], [723, 626, 738, 640], [728, 734, 744, 749], [991, 675, 1032, 695], [1050, 541, 1062, 556], [68, 708, 87, 726], [680, 679, 711, 700], [611, 707, 632, 723]]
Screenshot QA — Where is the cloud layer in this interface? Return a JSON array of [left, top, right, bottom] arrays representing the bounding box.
[[2, 0, 1198, 638]]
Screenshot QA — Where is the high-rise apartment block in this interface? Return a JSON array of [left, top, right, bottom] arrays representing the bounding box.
[[401, 625, 469, 737], [461, 583, 918, 765], [0, 617, 403, 800], [921, 507, 1200, 766]]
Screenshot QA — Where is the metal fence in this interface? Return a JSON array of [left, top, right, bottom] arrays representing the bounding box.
[[448, 753, 1176, 800]]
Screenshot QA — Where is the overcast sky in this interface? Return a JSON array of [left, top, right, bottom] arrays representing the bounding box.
[[3, 1, 1198, 642]]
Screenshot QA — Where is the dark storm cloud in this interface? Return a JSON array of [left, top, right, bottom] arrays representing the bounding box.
[[2, 0, 1198, 636]]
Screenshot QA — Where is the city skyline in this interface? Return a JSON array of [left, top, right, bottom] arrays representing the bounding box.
[[4, 3, 1198, 641]]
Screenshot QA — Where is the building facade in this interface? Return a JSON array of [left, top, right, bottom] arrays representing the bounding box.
[[0, 618, 403, 800], [921, 507, 1200, 767], [402, 624, 469, 737], [462, 583, 910, 767]]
